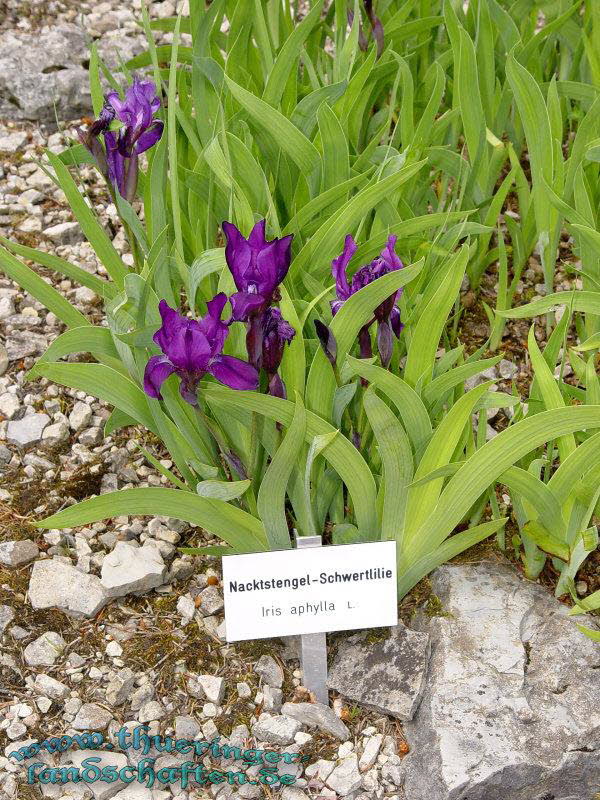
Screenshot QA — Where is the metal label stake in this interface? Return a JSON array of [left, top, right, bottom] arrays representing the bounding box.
[[295, 533, 329, 705]]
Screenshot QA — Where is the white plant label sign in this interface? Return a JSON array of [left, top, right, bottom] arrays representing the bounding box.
[[222, 541, 397, 642]]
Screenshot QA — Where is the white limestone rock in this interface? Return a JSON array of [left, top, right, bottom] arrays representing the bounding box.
[[6, 413, 49, 446], [328, 622, 430, 721], [254, 654, 284, 688], [23, 631, 66, 667], [72, 704, 113, 731], [0, 539, 38, 567], [281, 702, 349, 741], [326, 754, 363, 795], [29, 558, 109, 618], [101, 542, 166, 597], [253, 713, 303, 746]]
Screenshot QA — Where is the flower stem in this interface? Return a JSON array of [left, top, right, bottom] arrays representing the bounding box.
[[194, 406, 248, 481], [122, 218, 143, 273], [250, 411, 266, 492], [331, 361, 357, 442]]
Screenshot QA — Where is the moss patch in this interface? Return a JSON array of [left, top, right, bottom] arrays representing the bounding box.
[[12, 784, 40, 800], [424, 594, 452, 618], [3, 456, 106, 519]]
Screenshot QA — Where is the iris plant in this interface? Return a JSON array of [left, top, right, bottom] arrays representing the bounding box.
[[223, 219, 296, 396], [143, 226, 406, 411], [144, 296, 258, 406], [331, 234, 404, 367], [261, 307, 296, 398], [80, 77, 164, 201]]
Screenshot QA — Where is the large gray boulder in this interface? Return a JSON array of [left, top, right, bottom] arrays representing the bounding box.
[[403, 561, 600, 800], [0, 25, 90, 122], [328, 623, 430, 720], [0, 25, 142, 124]]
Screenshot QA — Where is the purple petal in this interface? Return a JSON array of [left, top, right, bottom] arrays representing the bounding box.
[[255, 239, 285, 294], [135, 78, 159, 109], [123, 152, 139, 203], [106, 90, 126, 119], [144, 355, 176, 399], [358, 325, 373, 359], [380, 234, 402, 270], [106, 79, 162, 152], [330, 299, 344, 316], [222, 221, 252, 291], [127, 80, 153, 129], [331, 235, 357, 301], [253, 231, 292, 289], [179, 376, 201, 406], [268, 372, 286, 399], [374, 293, 397, 323], [152, 299, 230, 373], [199, 292, 229, 354], [153, 300, 183, 351], [276, 317, 295, 342], [247, 219, 267, 248], [223, 220, 292, 296], [153, 308, 212, 372], [135, 120, 164, 154], [206, 292, 228, 321], [210, 355, 259, 390], [377, 320, 393, 367], [229, 291, 267, 322], [273, 234, 293, 284], [116, 128, 134, 159], [158, 299, 181, 324], [174, 325, 212, 372], [262, 308, 295, 373], [222, 220, 242, 245], [246, 313, 265, 369], [372, 16, 385, 59], [103, 131, 125, 195], [314, 319, 337, 366], [390, 305, 403, 338], [351, 263, 375, 293]]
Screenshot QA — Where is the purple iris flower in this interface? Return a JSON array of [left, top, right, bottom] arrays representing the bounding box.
[[261, 307, 295, 398], [79, 77, 163, 202], [349, 0, 384, 58], [222, 219, 293, 369], [223, 220, 293, 319], [143, 295, 258, 406], [331, 234, 404, 367]]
